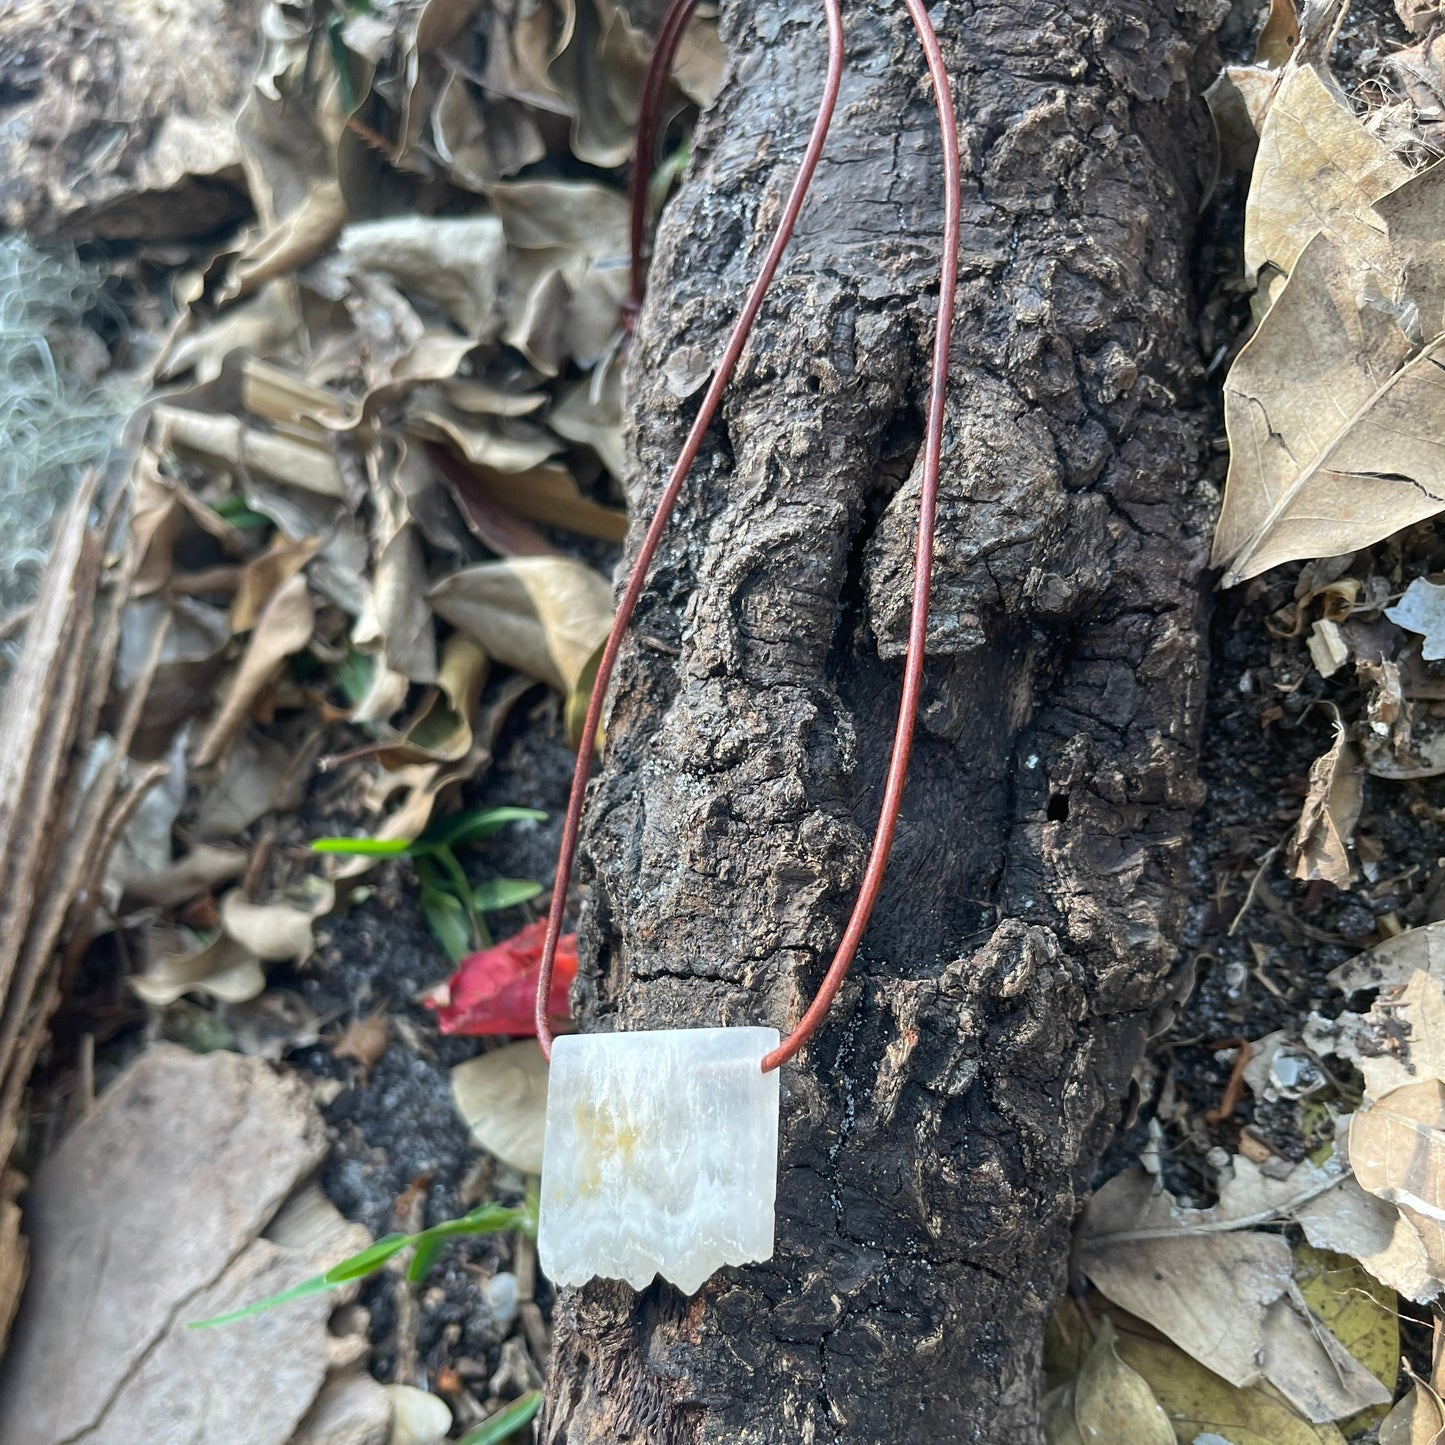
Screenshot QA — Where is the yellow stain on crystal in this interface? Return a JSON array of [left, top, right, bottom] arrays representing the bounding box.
[[573, 1096, 642, 1198]]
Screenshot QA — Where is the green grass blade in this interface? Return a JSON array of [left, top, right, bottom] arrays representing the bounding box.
[[420, 887, 472, 963], [323, 1232, 412, 1282], [407, 1234, 445, 1283], [424, 1203, 525, 1242], [423, 807, 547, 848], [473, 878, 544, 913], [187, 1233, 409, 1329], [310, 836, 413, 856], [456, 1391, 543, 1445], [186, 1273, 336, 1329]]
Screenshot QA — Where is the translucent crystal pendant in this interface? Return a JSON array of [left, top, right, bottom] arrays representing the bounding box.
[[538, 1027, 780, 1294]]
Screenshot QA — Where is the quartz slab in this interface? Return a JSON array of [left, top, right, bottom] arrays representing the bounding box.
[[538, 1027, 780, 1295]]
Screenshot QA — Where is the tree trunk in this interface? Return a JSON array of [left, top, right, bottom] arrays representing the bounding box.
[[543, 0, 1221, 1438]]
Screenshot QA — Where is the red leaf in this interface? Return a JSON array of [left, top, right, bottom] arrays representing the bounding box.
[[427, 919, 577, 1037]]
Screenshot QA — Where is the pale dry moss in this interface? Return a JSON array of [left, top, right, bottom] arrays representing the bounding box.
[[0, 236, 133, 612]]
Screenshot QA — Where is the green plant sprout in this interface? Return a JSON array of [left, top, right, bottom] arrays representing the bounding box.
[[188, 1194, 537, 1330], [457, 1391, 542, 1445], [313, 806, 546, 961]]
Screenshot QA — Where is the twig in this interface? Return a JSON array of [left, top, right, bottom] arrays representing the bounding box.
[[1228, 843, 1280, 936], [1082, 1171, 1347, 1245], [1204, 1037, 1251, 1125]]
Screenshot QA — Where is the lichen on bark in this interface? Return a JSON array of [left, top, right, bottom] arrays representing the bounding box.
[[543, 1, 1224, 1439]]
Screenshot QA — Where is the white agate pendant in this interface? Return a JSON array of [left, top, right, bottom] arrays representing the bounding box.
[[537, 1026, 780, 1295]]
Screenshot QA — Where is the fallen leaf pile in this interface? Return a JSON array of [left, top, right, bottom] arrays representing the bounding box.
[[0, 0, 723, 1036], [1205, 0, 1445, 886], [0, 0, 724, 1411], [1211, 22, 1445, 585]]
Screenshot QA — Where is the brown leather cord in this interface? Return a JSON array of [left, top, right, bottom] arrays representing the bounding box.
[[626, 0, 702, 322], [536, 0, 959, 1075], [763, 0, 959, 1071]]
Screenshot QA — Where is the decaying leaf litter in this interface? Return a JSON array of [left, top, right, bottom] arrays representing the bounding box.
[[0, 0, 721, 1435], [8, 0, 1445, 1437], [1045, 0, 1445, 1439]]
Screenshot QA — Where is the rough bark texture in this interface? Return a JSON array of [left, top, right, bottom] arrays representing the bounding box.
[[544, 0, 1223, 1439]]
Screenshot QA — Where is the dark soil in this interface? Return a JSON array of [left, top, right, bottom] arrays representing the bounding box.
[[1113, 0, 1437, 1215], [286, 688, 580, 1391]]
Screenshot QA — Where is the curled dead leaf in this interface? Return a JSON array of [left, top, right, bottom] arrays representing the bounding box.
[[1244, 62, 1408, 289], [338, 216, 506, 340], [1331, 921, 1445, 994], [1042, 1317, 1174, 1445], [429, 556, 614, 700], [219, 877, 334, 963], [450, 1041, 549, 1174], [132, 930, 266, 1008], [1350, 1078, 1445, 1302], [376, 633, 489, 767], [1290, 710, 1362, 888], [118, 844, 250, 909], [153, 406, 344, 499], [195, 572, 315, 768]]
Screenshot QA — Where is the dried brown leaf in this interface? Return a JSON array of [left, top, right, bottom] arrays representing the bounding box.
[[1352, 1079, 1445, 1213], [447, 460, 626, 543], [154, 406, 345, 499], [355, 520, 437, 686], [1244, 62, 1408, 287], [195, 572, 315, 768], [430, 556, 613, 697], [376, 633, 489, 767], [549, 348, 625, 481], [233, 180, 348, 298], [544, 0, 648, 167], [1077, 1168, 1294, 1389], [157, 284, 302, 387], [1205, 65, 1280, 178], [1257, 0, 1300, 67], [330, 1013, 391, 1074], [1082, 1227, 1294, 1389], [1213, 231, 1445, 584], [1331, 921, 1445, 994], [132, 930, 266, 1007], [219, 877, 333, 963], [1350, 1079, 1445, 1301], [1043, 1317, 1174, 1445], [450, 1041, 549, 1174], [1359, 971, 1445, 1100], [1260, 1286, 1392, 1422], [407, 404, 560, 472], [1397, 0, 1443, 36], [118, 844, 250, 909], [338, 216, 507, 340], [673, 11, 726, 106], [231, 533, 325, 633], [1290, 711, 1362, 887], [430, 68, 548, 188]]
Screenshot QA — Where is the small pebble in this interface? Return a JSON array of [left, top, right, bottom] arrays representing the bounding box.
[[484, 1271, 520, 1331], [386, 1384, 452, 1445]]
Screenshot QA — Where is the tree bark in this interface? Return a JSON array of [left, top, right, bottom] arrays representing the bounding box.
[[544, 0, 1221, 1438]]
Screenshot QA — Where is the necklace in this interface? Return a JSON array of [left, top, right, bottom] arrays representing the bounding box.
[[533, 0, 960, 1295]]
